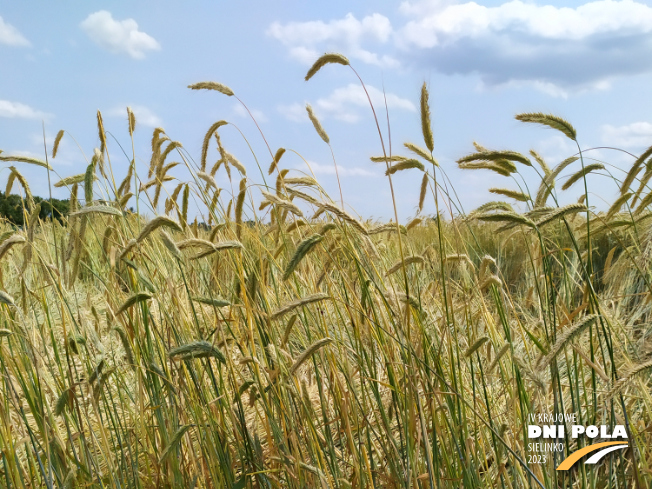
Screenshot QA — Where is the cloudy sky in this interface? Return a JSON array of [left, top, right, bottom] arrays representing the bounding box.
[[2, 0, 652, 220]]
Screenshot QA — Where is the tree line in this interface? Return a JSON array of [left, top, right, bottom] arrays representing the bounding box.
[[0, 192, 69, 226]]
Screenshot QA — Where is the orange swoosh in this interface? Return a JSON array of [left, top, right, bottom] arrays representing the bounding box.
[[557, 441, 628, 471]]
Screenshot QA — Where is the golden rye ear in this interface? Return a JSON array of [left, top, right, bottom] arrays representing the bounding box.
[[136, 216, 182, 243], [489, 188, 531, 202], [289, 338, 332, 375], [607, 359, 652, 399], [305, 104, 329, 144], [305, 53, 349, 81], [234, 177, 247, 239], [405, 142, 438, 166], [621, 144, 652, 195], [538, 314, 598, 367], [97, 110, 107, 153], [126, 107, 136, 135], [268, 147, 286, 175], [385, 159, 424, 176], [420, 82, 434, 153], [0, 154, 51, 169], [515, 112, 577, 141], [561, 163, 604, 191], [52, 129, 65, 158], [386, 255, 424, 277], [458, 149, 532, 167], [200, 121, 228, 172], [418, 173, 428, 212], [188, 81, 234, 96]]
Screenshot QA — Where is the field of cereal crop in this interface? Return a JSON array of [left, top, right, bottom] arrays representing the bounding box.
[[0, 54, 650, 488]]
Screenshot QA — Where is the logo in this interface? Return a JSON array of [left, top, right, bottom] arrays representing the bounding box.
[[527, 413, 628, 471], [556, 442, 629, 471]]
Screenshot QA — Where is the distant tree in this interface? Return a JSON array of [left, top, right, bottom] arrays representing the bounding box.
[[0, 192, 69, 226]]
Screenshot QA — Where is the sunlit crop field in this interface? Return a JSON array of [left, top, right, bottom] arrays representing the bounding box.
[[0, 54, 650, 488]]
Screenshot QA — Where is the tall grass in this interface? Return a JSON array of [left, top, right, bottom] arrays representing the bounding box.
[[0, 55, 650, 488]]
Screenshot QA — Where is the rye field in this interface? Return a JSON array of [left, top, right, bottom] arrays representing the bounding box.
[[0, 54, 650, 488]]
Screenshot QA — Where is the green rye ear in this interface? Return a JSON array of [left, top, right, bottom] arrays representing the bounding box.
[[283, 234, 323, 280]]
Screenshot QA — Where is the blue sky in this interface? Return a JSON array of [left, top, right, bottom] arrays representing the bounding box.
[[2, 0, 652, 221]]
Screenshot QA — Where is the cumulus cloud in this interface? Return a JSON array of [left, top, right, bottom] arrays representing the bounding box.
[[277, 103, 305, 123], [601, 122, 652, 148], [107, 105, 162, 128], [0, 16, 30, 46], [28, 133, 77, 167], [80, 11, 160, 59], [397, 0, 652, 92], [534, 135, 584, 167], [398, 0, 457, 16], [271, 1, 652, 95], [0, 100, 51, 120], [279, 84, 415, 124], [267, 13, 398, 68], [497, 79, 609, 98]]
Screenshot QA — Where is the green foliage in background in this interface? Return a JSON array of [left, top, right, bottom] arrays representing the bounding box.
[[0, 191, 69, 225]]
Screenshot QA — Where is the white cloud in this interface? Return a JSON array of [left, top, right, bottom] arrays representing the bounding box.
[[496, 79, 573, 98], [80, 11, 160, 59], [0, 16, 30, 46], [601, 122, 652, 148], [396, 0, 652, 92], [316, 84, 415, 122], [279, 84, 415, 124], [303, 161, 378, 177], [27, 133, 77, 167], [11, 150, 41, 158], [399, 0, 652, 47], [271, 1, 652, 95], [534, 135, 583, 168], [398, 0, 457, 16], [0, 100, 51, 120], [267, 13, 398, 68], [233, 104, 268, 123], [107, 105, 162, 128], [277, 103, 305, 123]]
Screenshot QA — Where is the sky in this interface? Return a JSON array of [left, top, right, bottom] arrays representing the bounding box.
[[2, 0, 652, 221]]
